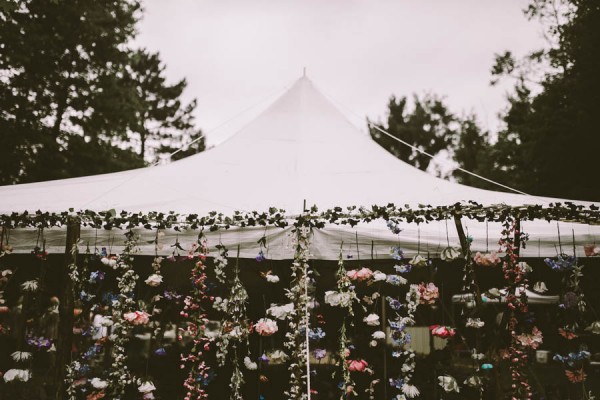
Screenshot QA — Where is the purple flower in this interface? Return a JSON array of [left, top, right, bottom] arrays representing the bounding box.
[[313, 348, 327, 360], [258, 353, 269, 363], [255, 250, 266, 262], [27, 336, 53, 350], [154, 348, 167, 356]]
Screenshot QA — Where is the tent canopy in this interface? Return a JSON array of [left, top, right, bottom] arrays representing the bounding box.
[[0, 76, 580, 216], [1, 76, 597, 259]]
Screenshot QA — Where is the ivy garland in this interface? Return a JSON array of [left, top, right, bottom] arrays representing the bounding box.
[[2, 202, 599, 233]]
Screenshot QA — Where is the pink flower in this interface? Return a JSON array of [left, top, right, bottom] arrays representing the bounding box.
[[123, 311, 150, 325], [347, 359, 368, 372], [430, 325, 456, 339], [347, 267, 373, 282], [474, 251, 501, 267], [356, 267, 373, 281], [417, 282, 439, 305], [516, 326, 543, 349], [254, 318, 278, 336]]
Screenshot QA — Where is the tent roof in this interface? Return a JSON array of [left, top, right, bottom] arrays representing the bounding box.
[[0, 76, 587, 215]]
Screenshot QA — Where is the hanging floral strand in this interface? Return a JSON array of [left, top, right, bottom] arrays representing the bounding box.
[[330, 246, 358, 398], [180, 240, 213, 400], [107, 229, 140, 399], [498, 218, 535, 400], [284, 225, 312, 400], [215, 245, 251, 399], [387, 284, 420, 399]]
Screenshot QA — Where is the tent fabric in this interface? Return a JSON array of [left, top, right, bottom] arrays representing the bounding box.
[[1, 76, 598, 258], [0, 76, 585, 215]]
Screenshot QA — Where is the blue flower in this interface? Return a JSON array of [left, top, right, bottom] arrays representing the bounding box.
[[387, 297, 403, 311], [387, 220, 402, 235], [89, 270, 105, 283], [308, 328, 326, 341], [389, 378, 404, 389], [390, 247, 404, 261], [154, 348, 167, 356], [394, 264, 412, 274], [544, 254, 577, 271]]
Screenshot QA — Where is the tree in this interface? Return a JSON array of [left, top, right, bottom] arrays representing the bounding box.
[[0, 0, 204, 185], [488, 0, 600, 201], [368, 94, 457, 174], [126, 49, 204, 162]]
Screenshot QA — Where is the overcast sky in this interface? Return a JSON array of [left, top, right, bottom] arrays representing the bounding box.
[[135, 0, 546, 146]]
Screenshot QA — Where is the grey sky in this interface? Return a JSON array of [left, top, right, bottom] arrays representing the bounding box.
[[136, 0, 545, 146]]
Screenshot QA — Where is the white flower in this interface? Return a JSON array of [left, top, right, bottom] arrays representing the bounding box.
[[438, 375, 460, 393], [11, 351, 32, 362], [373, 271, 387, 281], [144, 274, 163, 287], [585, 321, 600, 334], [533, 281, 548, 293], [138, 381, 156, 393], [324, 291, 352, 308], [268, 349, 288, 363], [138, 382, 156, 393], [401, 383, 420, 398], [465, 318, 485, 328], [267, 303, 294, 320], [3, 368, 30, 382], [518, 262, 532, 274], [21, 280, 38, 292], [266, 274, 280, 283], [464, 375, 483, 388], [244, 356, 257, 370], [372, 330, 386, 340], [47, 344, 56, 352], [99, 316, 113, 327], [363, 313, 380, 326], [101, 257, 118, 268], [408, 255, 428, 268], [369, 340, 378, 347], [90, 377, 109, 389], [440, 247, 461, 261]]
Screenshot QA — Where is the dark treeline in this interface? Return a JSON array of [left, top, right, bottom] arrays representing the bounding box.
[[0, 0, 204, 185], [370, 0, 600, 202]]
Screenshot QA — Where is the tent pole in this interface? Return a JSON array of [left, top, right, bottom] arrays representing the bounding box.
[[54, 216, 80, 399], [453, 215, 482, 307]]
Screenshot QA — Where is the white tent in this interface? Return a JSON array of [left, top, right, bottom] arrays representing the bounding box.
[[1, 77, 598, 258]]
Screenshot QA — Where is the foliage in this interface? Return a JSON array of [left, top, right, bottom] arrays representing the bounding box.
[[0, 0, 203, 185], [368, 94, 456, 174], [488, 0, 600, 201]]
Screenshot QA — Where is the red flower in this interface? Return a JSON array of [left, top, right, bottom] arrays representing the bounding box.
[[347, 359, 368, 372], [430, 325, 456, 339]]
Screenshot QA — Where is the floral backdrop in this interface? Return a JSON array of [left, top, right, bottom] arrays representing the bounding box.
[[0, 206, 599, 400]]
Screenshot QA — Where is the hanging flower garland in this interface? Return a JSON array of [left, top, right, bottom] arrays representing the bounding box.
[[180, 240, 214, 400], [498, 218, 535, 400], [284, 225, 312, 400], [215, 246, 252, 400], [330, 248, 358, 398], [388, 284, 420, 399], [107, 229, 141, 399], [213, 243, 229, 284], [547, 245, 595, 396]]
